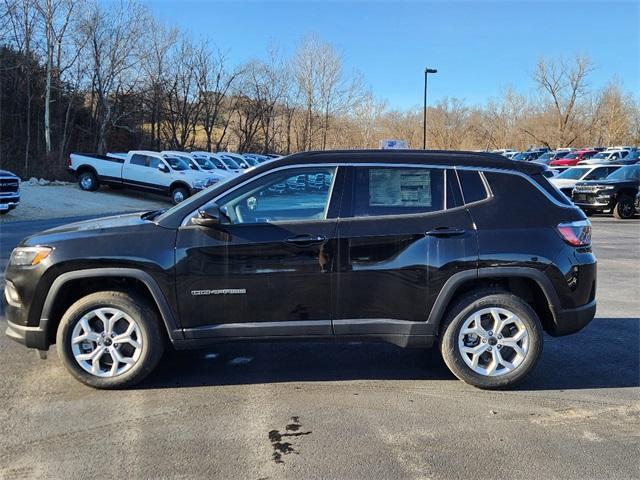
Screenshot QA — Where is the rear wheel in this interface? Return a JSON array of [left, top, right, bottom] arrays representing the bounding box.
[[613, 195, 635, 219], [439, 291, 543, 389], [56, 291, 164, 389], [78, 171, 99, 191]]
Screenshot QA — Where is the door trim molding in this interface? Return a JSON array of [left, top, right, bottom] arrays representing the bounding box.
[[183, 320, 333, 339]]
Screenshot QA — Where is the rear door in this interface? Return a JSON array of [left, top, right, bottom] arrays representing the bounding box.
[[333, 165, 477, 342]]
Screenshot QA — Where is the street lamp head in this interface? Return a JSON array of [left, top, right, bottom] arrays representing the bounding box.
[[425, 68, 438, 74]]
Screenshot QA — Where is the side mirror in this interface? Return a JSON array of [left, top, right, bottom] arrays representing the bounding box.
[[191, 204, 224, 227], [158, 163, 169, 173]]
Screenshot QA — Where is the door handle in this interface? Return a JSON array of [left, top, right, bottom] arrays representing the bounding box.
[[425, 227, 466, 238], [285, 234, 327, 246]]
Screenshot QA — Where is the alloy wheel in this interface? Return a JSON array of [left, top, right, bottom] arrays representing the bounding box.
[[457, 307, 529, 377], [70, 307, 143, 377]]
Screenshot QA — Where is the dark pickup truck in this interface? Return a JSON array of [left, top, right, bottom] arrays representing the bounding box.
[[571, 164, 640, 219], [0, 170, 20, 215]]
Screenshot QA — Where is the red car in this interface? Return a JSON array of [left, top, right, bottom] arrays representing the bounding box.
[[549, 150, 597, 166]]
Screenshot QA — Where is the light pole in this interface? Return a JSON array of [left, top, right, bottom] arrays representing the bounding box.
[[423, 67, 437, 149]]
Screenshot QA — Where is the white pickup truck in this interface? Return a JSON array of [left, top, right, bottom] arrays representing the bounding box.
[[69, 150, 227, 204]]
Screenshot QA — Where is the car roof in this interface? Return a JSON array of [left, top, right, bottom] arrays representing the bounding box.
[[274, 149, 546, 175]]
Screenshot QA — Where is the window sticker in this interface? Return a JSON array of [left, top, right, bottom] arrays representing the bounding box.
[[369, 169, 432, 207]]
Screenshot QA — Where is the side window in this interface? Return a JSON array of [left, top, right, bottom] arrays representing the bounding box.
[[211, 158, 224, 168], [352, 167, 444, 217], [130, 154, 147, 166], [148, 157, 163, 169], [217, 167, 336, 224], [585, 168, 608, 180], [457, 170, 489, 204]]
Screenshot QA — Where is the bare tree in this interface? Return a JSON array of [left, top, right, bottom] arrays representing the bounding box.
[[139, 18, 177, 150], [161, 38, 202, 149], [195, 46, 241, 151], [79, 0, 146, 153], [525, 54, 595, 148], [4, 0, 37, 173], [36, 0, 76, 154]]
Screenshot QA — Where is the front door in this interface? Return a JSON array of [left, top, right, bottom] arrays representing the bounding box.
[[333, 166, 477, 343], [175, 165, 344, 339]]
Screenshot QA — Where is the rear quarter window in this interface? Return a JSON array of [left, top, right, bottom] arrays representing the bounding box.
[[457, 170, 489, 204]]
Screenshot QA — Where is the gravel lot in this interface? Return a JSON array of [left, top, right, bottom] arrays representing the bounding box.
[[0, 212, 638, 479], [0, 183, 168, 223]]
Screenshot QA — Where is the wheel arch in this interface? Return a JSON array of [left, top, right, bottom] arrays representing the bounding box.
[[41, 268, 182, 346], [428, 267, 559, 334], [75, 164, 98, 177], [169, 181, 191, 195]]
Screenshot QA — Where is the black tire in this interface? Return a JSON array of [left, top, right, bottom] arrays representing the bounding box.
[[612, 195, 635, 219], [0, 210, 8, 215], [78, 170, 99, 191], [56, 290, 164, 389], [171, 186, 189, 205], [439, 290, 543, 389]]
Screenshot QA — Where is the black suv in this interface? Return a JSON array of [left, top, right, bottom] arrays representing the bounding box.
[[4, 151, 597, 389], [571, 164, 640, 219]]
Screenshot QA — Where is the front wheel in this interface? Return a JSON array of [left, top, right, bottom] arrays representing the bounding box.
[[56, 291, 164, 389], [439, 291, 543, 389], [613, 195, 635, 219]]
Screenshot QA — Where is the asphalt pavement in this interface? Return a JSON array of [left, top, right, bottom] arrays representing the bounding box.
[[0, 214, 638, 479]]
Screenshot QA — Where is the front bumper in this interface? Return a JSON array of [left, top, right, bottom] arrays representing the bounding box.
[[548, 299, 597, 336], [572, 192, 615, 210], [5, 318, 49, 350], [0, 196, 20, 211]]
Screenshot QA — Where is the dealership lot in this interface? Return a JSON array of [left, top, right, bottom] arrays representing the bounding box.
[[0, 215, 638, 479]]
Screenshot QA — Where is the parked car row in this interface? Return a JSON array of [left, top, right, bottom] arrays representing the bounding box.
[[493, 146, 639, 167], [549, 164, 640, 219], [68, 150, 281, 204]]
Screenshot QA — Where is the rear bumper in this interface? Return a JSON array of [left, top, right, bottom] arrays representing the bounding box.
[[5, 318, 49, 350], [548, 299, 596, 336]]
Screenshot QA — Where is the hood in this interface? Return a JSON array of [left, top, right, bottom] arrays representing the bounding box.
[[20, 212, 162, 247], [0, 170, 19, 178], [575, 178, 638, 188], [550, 178, 579, 188]]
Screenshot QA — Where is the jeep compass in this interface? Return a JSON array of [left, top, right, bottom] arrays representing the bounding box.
[[4, 150, 597, 389]]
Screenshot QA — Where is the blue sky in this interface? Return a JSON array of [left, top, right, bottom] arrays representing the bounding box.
[[146, 0, 639, 110]]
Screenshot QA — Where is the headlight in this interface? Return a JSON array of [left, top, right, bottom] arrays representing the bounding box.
[[10, 246, 52, 266], [598, 186, 615, 191]]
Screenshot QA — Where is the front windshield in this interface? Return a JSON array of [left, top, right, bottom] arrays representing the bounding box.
[[592, 153, 606, 159], [607, 165, 640, 180], [244, 157, 258, 166], [194, 157, 215, 170], [556, 167, 588, 180], [538, 153, 553, 160], [512, 153, 526, 161], [563, 152, 578, 160], [165, 157, 190, 171], [221, 156, 241, 169]]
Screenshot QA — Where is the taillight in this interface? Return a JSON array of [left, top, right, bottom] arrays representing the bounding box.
[[557, 220, 592, 247], [67, 156, 72, 167]]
